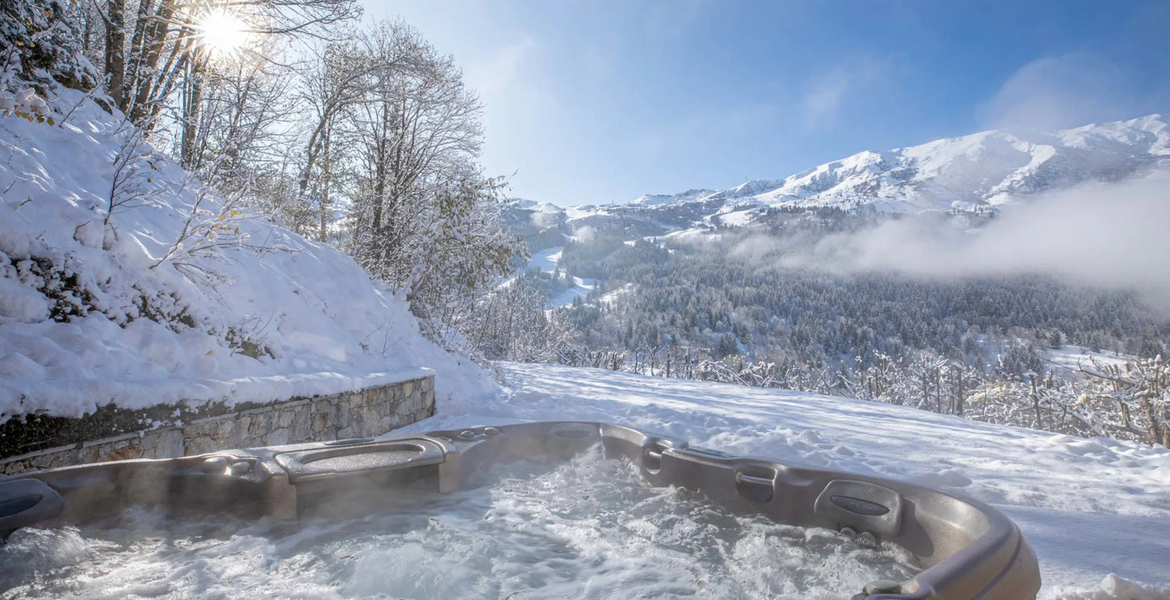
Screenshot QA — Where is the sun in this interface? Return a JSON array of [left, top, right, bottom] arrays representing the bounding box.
[[196, 8, 249, 58]]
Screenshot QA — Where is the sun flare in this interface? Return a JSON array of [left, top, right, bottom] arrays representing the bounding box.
[[196, 8, 249, 58]]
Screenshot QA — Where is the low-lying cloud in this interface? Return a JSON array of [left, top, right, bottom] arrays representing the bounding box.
[[736, 173, 1170, 307]]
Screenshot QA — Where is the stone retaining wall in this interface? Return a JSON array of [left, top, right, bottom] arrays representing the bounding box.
[[1, 375, 435, 475]]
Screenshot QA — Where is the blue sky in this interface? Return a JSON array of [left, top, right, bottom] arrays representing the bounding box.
[[365, 0, 1170, 206]]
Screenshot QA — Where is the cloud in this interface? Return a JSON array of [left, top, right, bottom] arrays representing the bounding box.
[[978, 53, 1147, 131], [803, 57, 891, 127], [759, 173, 1170, 308], [804, 71, 851, 125], [466, 37, 536, 103]]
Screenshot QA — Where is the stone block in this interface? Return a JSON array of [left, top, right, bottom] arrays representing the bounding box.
[[185, 434, 218, 456], [100, 442, 144, 462], [290, 407, 311, 442], [265, 427, 290, 447], [154, 429, 186, 458], [332, 402, 350, 429]]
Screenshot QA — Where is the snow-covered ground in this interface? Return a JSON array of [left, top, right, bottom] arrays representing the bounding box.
[[550, 276, 597, 308], [597, 283, 634, 308], [405, 363, 1170, 600], [1042, 345, 1134, 375], [0, 90, 495, 418], [498, 246, 596, 308], [716, 208, 760, 227], [527, 246, 563, 273]]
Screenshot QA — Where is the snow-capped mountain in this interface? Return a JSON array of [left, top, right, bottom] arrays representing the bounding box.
[[754, 113, 1169, 212], [506, 114, 1170, 241]]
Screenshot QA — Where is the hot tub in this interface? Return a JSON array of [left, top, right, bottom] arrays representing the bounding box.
[[0, 421, 1040, 599]]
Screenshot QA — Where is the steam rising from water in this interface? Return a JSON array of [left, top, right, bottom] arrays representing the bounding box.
[[0, 448, 918, 599]]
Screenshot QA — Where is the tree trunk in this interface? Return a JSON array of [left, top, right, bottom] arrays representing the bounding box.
[[935, 370, 942, 413], [1029, 375, 1042, 430], [1139, 395, 1160, 447], [180, 56, 203, 169], [956, 370, 965, 416], [318, 130, 331, 242], [372, 100, 389, 233], [105, 0, 127, 109]]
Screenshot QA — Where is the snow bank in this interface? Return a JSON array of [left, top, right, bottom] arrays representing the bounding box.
[[0, 88, 496, 419], [1048, 575, 1170, 600]]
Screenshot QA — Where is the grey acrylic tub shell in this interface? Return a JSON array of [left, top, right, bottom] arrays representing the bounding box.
[[0, 421, 1040, 599]]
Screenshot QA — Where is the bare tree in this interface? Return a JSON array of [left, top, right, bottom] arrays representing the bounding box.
[[106, 118, 164, 245], [88, 0, 357, 124], [182, 37, 296, 181], [347, 22, 483, 279], [294, 39, 369, 240], [332, 21, 519, 333]]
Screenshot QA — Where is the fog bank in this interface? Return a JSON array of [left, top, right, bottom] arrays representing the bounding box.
[[739, 172, 1170, 306]]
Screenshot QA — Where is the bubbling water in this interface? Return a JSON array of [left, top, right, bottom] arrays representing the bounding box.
[[0, 448, 920, 599]]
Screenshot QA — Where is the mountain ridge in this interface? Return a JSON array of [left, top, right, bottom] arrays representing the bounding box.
[[513, 113, 1169, 218]]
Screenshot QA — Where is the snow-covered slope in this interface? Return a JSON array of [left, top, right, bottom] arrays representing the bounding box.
[[754, 114, 1169, 212], [508, 114, 1170, 237], [405, 363, 1170, 600], [0, 89, 495, 419]]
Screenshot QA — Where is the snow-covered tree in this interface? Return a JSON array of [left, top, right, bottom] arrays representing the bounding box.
[[339, 21, 523, 336], [468, 277, 572, 363], [1080, 356, 1170, 447], [0, 0, 97, 92]]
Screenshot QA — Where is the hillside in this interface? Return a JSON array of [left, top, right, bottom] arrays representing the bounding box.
[[0, 88, 495, 419]]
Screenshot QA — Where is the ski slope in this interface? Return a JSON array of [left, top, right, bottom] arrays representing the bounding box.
[[403, 363, 1170, 600], [501, 246, 597, 308]]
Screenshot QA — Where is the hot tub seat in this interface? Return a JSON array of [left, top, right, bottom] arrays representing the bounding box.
[[0, 421, 1040, 600]]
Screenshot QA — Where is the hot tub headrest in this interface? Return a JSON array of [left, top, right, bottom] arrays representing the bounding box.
[[0, 478, 64, 538]]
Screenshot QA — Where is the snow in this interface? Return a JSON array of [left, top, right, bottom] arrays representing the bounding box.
[[550, 276, 597, 308], [718, 209, 759, 227], [631, 189, 716, 206], [400, 363, 1170, 600], [751, 114, 1170, 213], [660, 227, 715, 241], [526, 246, 562, 274], [598, 283, 633, 308], [1042, 345, 1133, 375], [0, 274, 48, 322], [0, 89, 496, 419], [502, 245, 595, 308]]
